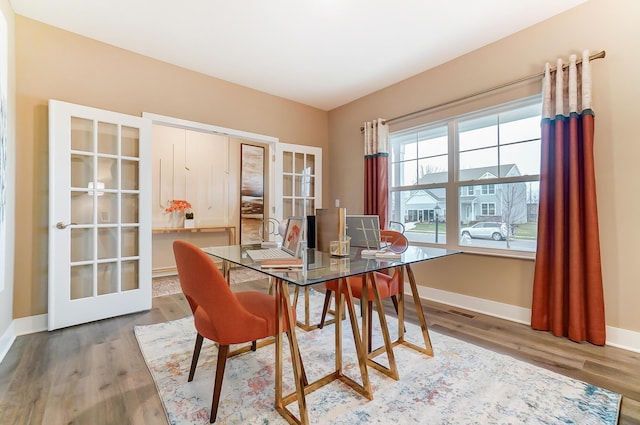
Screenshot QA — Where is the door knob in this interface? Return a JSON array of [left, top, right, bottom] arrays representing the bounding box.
[[56, 221, 77, 229]]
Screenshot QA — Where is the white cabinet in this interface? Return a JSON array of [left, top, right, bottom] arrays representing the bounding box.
[[185, 130, 230, 226], [152, 125, 230, 228]]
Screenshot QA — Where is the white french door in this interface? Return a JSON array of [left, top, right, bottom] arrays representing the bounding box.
[[274, 142, 322, 223], [48, 100, 152, 330]]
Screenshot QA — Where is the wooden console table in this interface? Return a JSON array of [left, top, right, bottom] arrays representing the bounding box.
[[152, 225, 236, 245]]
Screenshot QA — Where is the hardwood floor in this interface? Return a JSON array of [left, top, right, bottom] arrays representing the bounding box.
[[1, 280, 638, 425]]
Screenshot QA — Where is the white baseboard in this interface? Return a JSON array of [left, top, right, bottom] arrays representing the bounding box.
[[410, 286, 640, 353], [0, 321, 16, 364], [14, 313, 48, 335], [0, 314, 47, 364], [415, 286, 532, 325], [605, 326, 640, 353]]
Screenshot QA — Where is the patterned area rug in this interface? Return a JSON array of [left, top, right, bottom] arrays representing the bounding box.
[[152, 268, 266, 297], [135, 289, 621, 425]]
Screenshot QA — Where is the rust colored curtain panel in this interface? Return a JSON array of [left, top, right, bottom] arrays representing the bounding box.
[[532, 51, 606, 345], [363, 119, 389, 229]]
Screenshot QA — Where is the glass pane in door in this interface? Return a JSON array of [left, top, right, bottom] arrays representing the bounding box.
[[295, 153, 305, 173], [98, 122, 118, 155], [121, 126, 140, 158], [71, 154, 92, 188], [98, 227, 118, 259], [97, 262, 118, 295], [70, 264, 93, 300], [283, 151, 293, 173], [71, 191, 94, 225], [98, 193, 118, 224], [98, 157, 118, 189], [283, 199, 293, 218], [121, 159, 139, 190], [70, 228, 93, 262], [283, 175, 293, 196], [122, 193, 139, 223], [306, 154, 316, 174], [121, 227, 138, 257], [122, 260, 139, 291], [71, 117, 93, 152]]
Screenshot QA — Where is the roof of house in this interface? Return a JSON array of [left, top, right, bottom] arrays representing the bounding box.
[[416, 164, 520, 185]]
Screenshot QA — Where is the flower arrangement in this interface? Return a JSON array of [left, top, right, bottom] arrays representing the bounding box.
[[165, 199, 192, 214]]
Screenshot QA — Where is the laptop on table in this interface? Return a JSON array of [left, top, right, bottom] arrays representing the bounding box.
[[246, 216, 303, 261]]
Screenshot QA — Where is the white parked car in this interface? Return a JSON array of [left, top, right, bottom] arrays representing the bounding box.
[[460, 222, 508, 241]]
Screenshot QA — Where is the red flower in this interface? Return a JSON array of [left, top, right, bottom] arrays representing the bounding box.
[[165, 199, 192, 213]]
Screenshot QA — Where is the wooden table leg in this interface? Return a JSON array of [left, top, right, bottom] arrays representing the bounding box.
[[364, 272, 399, 380], [274, 279, 309, 425], [367, 264, 434, 358], [276, 278, 375, 423], [341, 278, 373, 398], [402, 264, 434, 356]]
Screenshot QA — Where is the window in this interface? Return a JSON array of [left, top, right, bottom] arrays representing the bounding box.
[[389, 96, 540, 253], [481, 185, 495, 195], [481, 203, 496, 216]]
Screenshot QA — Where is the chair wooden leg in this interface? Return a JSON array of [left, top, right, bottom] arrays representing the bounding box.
[[390, 295, 406, 332], [391, 295, 400, 314], [367, 301, 373, 353], [188, 333, 204, 382], [251, 341, 257, 351], [210, 344, 229, 423], [318, 290, 333, 329]]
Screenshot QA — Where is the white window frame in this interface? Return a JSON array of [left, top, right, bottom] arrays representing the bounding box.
[[388, 95, 541, 257]]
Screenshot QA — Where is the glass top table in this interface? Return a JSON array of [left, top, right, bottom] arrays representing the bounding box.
[[203, 244, 460, 286], [203, 243, 461, 425]]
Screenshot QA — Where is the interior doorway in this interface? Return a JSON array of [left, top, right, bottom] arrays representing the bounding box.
[[143, 113, 278, 277]]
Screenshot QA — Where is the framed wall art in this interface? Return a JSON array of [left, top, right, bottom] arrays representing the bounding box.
[[240, 144, 265, 244]]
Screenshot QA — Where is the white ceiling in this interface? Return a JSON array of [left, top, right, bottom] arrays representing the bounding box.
[[11, 0, 586, 111]]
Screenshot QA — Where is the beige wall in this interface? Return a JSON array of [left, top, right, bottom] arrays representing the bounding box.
[[0, 0, 15, 340], [328, 0, 640, 332], [14, 16, 328, 318], [10, 0, 640, 337]]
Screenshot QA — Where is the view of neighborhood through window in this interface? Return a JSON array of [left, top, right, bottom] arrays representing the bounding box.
[[389, 96, 541, 252]]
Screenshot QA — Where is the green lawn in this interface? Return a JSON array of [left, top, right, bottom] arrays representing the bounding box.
[[411, 222, 446, 233], [512, 222, 538, 239]]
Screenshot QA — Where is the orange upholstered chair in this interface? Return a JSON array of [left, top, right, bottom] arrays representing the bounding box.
[[173, 240, 301, 423], [319, 230, 408, 352], [379, 228, 409, 253]]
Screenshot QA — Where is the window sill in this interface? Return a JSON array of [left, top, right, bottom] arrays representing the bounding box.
[[412, 241, 536, 261]]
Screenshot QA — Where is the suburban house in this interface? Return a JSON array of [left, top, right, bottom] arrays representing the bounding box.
[[400, 164, 530, 226], [0, 0, 639, 422]]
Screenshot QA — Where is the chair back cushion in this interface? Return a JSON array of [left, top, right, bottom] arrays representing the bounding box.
[[172, 240, 271, 344], [380, 229, 408, 253]]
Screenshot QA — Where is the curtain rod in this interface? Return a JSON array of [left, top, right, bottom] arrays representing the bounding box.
[[361, 50, 606, 131]]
